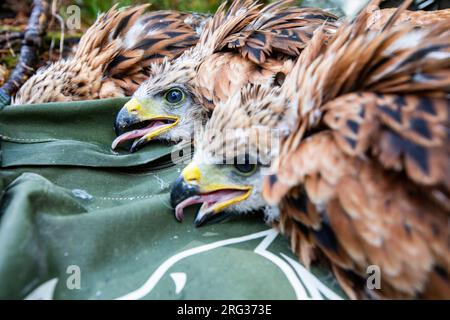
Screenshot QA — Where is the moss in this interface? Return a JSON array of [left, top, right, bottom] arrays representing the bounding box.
[[0, 55, 17, 69]]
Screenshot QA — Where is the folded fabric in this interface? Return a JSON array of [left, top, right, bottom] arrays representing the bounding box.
[[0, 98, 344, 299]]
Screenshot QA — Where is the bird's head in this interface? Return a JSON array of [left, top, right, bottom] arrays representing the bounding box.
[[111, 0, 263, 152], [170, 84, 291, 226], [112, 54, 206, 152], [171, 154, 266, 227]]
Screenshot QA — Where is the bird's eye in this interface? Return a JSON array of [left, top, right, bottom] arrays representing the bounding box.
[[164, 88, 185, 104], [233, 155, 257, 176], [234, 163, 257, 174]]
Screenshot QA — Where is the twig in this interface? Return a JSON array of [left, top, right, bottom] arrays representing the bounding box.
[[0, 31, 82, 52], [50, 0, 65, 60], [54, 14, 65, 60], [0, 0, 50, 99]]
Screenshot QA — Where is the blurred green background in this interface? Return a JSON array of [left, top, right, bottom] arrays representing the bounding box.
[[66, 0, 277, 25]]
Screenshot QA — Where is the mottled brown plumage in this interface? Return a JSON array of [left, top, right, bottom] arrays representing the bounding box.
[[13, 5, 207, 105], [367, 7, 450, 29], [192, 0, 338, 111], [263, 0, 450, 299], [170, 0, 450, 299]]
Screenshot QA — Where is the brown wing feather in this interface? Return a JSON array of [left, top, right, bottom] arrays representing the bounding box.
[[13, 5, 204, 103], [195, 53, 289, 110], [106, 10, 203, 95], [323, 92, 450, 189], [282, 2, 450, 119], [198, 0, 262, 54], [194, 1, 338, 110], [269, 130, 450, 298], [112, 10, 203, 70], [225, 4, 338, 64]]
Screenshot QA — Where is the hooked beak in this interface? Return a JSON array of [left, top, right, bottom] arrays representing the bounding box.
[[112, 98, 179, 152], [170, 162, 252, 227]]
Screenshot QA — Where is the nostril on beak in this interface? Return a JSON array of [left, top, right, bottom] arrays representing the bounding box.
[[182, 163, 202, 183], [185, 177, 198, 184], [114, 106, 140, 136]]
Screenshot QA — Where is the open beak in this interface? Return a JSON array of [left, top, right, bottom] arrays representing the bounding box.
[[170, 162, 252, 227], [112, 98, 179, 152]]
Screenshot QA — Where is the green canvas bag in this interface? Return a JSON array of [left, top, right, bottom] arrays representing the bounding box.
[[0, 98, 345, 299]]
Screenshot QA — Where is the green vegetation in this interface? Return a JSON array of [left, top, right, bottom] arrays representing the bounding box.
[[65, 0, 302, 26]]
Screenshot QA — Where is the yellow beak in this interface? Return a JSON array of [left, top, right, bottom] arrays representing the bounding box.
[[113, 98, 180, 152], [171, 162, 252, 226]]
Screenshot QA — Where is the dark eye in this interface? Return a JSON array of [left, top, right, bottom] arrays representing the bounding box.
[[164, 88, 185, 104], [234, 163, 256, 174], [233, 155, 257, 175]]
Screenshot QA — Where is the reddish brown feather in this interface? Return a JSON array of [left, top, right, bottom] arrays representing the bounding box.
[[261, 1, 450, 299], [13, 6, 207, 104], [225, 5, 338, 64], [192, 0, 339, 111], [368, 7, 450, 30]]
